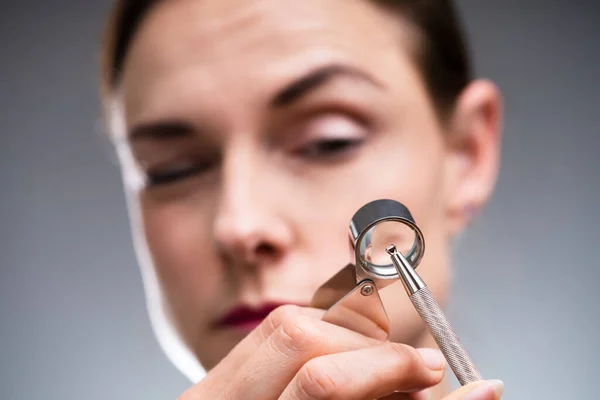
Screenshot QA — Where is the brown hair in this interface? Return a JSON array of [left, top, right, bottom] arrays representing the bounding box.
[[100, 0, 473, 119]]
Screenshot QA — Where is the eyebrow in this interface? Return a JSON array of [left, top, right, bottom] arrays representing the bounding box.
[[128, 64, 383, 141], [270, 64, 385, 108], [129, 121, 194, 142]]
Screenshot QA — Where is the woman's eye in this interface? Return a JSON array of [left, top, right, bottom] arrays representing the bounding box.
[[295, 138, 365, 158], [289, 113, 370, 160], [146, 162, 213, 186]]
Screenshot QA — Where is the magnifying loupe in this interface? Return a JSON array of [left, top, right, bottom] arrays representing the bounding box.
[[311, 199, 482, 386], [351, 199, 424, 280]]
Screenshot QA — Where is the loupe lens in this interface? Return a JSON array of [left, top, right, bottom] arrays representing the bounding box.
[[349, 199, 424, 279], [361, 220, 416, 266]]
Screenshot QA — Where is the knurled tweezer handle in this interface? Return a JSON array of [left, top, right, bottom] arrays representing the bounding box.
[[410, 286, 482, 385], [387, 245, 482, 386]]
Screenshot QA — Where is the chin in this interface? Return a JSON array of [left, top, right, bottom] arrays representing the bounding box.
[[194, 342, 230, 372]]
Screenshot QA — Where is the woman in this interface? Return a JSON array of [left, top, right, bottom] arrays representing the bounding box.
[[100, 0, 503, 398]]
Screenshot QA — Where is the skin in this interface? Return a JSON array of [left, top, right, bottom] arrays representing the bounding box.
[[110, 0, 502, 398]]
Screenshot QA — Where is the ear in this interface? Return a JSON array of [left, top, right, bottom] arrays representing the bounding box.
[[443, 80, 503, 235]]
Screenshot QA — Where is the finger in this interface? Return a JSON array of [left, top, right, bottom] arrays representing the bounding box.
[[204, 306, 324, 387], [409, 388, 433, 400], [443, 380, 504, 400], [279, 344, 445, 400], [221, 313, 386, 398], [215, 305, 323, 368]]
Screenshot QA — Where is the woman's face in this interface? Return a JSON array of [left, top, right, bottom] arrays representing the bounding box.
[[115, 0, 499, 370]]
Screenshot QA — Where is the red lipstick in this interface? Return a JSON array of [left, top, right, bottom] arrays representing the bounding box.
[[217, 303, 290, 333]]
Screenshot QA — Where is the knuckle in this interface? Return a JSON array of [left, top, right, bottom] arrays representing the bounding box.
[[268, 304, 303, 327], [273, 315, 319, 355], [296, 358, 341, 399], [384, 342, 420, 373], [260, 304, 303, 339]]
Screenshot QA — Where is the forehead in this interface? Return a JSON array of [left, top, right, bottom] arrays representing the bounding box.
[[121, 0, 417, 122]]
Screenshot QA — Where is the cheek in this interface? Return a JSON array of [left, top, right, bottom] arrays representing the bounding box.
[[347, 118, 452, 339], [298, 125, 451, 277], [138, 195, 224, 316], [356, 127, 448, 240], [374, 126, 452, 302]]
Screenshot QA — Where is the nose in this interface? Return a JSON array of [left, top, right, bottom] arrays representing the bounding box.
[[213, 148, 294, 267]]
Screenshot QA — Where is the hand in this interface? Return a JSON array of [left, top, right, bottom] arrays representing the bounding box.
[[407, 379, 504, 400], [178, 305, 503, 400]]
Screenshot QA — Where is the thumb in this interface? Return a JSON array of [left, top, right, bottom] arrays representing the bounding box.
[[443, 380, 504, 400]]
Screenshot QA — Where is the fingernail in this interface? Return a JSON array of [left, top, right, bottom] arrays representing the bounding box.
[[416, 348, 446, 370], [464, 380, 505, 400], [488, 380, 505, 398]]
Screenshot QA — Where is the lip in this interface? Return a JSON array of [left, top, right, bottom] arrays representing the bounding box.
[[216, 302, 299, 333]]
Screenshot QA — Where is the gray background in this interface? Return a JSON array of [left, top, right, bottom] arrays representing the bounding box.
[[1, 0, 598, 399]]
